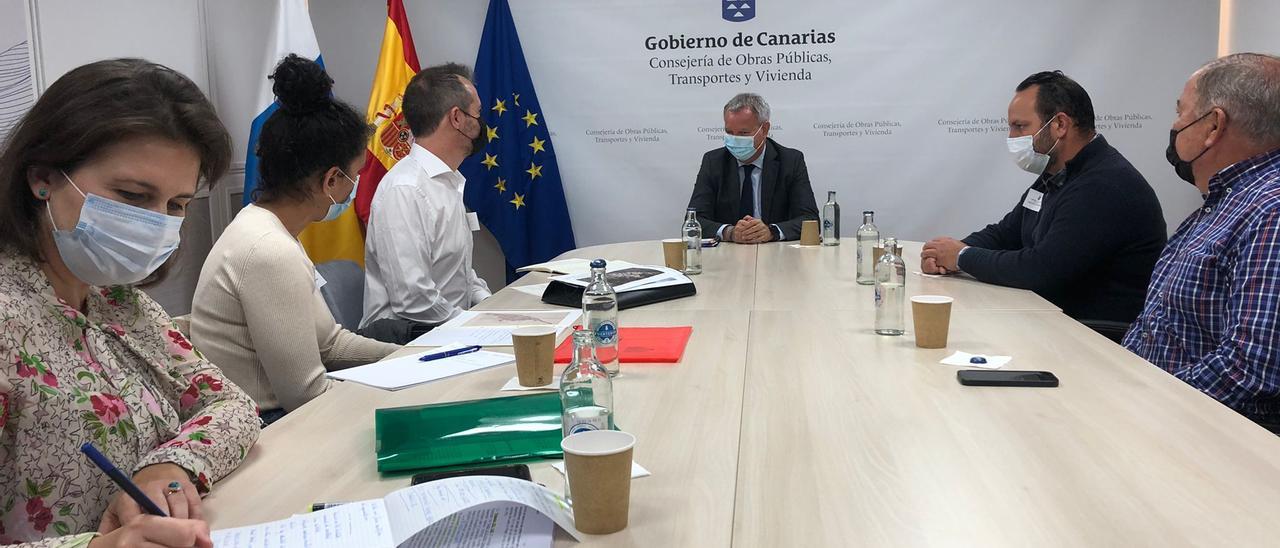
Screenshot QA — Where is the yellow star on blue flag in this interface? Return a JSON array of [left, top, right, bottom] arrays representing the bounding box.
[[459, 0, 576, 280]]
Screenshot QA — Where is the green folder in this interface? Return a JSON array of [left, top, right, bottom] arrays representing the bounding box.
[[375, 392, 565, 474]]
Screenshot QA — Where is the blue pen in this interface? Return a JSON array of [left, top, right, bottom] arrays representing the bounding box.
[[418, 345, 483, 362], [80, 442, 167, 517]]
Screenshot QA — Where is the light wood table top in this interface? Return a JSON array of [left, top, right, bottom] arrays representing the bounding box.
[[753, 240, 1060, 311], [733, 308, 1280, 546], [204, 309, 750, 548], [204, 240, 1280, 546]]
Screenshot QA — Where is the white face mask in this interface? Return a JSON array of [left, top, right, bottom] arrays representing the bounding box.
[[47, 171, 184, 286], [1006, 118, 1060, 175]]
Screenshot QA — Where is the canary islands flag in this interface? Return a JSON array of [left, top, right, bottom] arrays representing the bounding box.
[[460, 0, 576, 279], [244, 0, 365, 265]]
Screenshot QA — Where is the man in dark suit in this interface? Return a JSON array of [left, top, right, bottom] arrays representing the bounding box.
[[688, 93, 818, 243]]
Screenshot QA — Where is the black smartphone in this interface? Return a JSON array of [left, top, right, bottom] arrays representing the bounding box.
[[957, 370, 1059, 387], [410, 464, 532, 485]]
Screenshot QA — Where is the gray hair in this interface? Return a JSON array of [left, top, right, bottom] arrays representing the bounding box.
[[724, 93, 770, 123], [1194, 52, 1280, 147]]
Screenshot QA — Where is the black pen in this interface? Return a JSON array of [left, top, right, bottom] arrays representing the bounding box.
[[80, 442, 167, 517]]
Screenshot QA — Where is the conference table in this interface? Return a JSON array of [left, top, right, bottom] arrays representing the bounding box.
[[204, 240, 1280, 546]]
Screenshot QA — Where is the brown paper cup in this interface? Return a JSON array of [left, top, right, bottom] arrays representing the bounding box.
[[872, 245, 885, 264], [911, 295, 954, 349], [562, 430, 636, 535], [661, 239, 685, 271], [511, 326, 556, 386], [800, 220, 820, 245]]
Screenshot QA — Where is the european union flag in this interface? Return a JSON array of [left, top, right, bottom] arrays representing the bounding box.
[[461, 0, 576, 280]]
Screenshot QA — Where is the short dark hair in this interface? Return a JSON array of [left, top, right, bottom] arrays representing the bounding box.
[[254, 54, 369, 204], [402, 63, 475, 137], [0, 58, 230, 274], [1015, 71, 1096, 133]]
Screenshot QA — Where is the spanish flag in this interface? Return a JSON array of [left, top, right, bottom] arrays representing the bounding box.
[[352, 0, 421, 227]]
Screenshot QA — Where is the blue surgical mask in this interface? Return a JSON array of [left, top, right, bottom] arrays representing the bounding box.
[[323, 169, 359, 222], [724, 125, 763, 162], [48, 171, 183, 286]]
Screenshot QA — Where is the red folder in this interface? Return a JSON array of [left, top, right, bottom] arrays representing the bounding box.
[[554, 326, 693, 364]]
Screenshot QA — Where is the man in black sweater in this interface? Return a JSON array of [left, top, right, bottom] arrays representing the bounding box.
[[921, 71, 1166, 329]]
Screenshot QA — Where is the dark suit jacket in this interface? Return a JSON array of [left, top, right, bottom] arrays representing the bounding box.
[[687, 138, 819, 241]]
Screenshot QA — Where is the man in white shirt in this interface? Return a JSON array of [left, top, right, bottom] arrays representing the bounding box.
[[360, 63, 492, 343]]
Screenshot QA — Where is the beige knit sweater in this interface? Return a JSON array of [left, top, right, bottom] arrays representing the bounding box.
[[190, 204, 399, 411]]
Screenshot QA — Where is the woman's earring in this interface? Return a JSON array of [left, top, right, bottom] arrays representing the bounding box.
[[37, 189, 48, 199]]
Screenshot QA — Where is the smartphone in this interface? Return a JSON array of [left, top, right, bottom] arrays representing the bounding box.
[[410, 464, 532, 486], [957, 370, 1059, 387], [701, 238, 720, 248]]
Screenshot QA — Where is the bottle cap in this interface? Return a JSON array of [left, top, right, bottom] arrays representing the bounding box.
[[591, 259, 606, 268]]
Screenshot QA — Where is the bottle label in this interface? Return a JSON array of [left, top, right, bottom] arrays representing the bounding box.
[[874, 285, 882, 307], [594, 321, 618, 344], [564, 407, 610, 435]]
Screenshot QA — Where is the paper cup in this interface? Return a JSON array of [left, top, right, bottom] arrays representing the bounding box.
[[511, 326, 556, 386], [661, 239, 685, 271], [800, 220, 820, 245], [911, 295, 954, 349], [562, 430, 636, 535]]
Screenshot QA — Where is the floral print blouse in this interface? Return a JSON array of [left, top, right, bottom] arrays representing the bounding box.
[[0, 251, 260, 546]]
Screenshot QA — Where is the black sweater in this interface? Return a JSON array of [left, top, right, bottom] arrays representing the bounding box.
[[958, 135, 1166, 324]]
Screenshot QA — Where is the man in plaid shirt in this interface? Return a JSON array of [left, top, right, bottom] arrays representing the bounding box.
[[1124, 53, 1280, 432]]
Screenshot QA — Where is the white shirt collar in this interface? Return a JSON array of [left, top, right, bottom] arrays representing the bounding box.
[[408, 143, 465, 191]]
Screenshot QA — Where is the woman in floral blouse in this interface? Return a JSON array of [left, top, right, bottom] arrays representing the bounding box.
[[0, 59, 260, 547]]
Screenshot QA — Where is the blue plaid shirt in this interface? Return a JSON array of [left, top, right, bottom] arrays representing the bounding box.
[[1125, 147, 1280, 421]]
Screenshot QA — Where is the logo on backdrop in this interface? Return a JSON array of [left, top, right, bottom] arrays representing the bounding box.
[[722, 0, 755, 22]]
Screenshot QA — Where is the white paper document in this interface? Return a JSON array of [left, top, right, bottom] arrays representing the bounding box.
[[407, 310, 580, 347], [500, 376, 561, 392], [328, 343, 515, 390], [212, 476, 580, 548], [940, 351, 1010, 369], [551, 460, 651, 480]]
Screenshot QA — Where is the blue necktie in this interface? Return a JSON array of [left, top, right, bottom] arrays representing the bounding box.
[[739, 164, 755, 218]]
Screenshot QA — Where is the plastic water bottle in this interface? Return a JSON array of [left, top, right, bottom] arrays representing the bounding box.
[[821, 191, 840, 246], [874, 237, 906, 336], [683, 208, 702, 275], [582, 258, 619, 376], [856, 211, 879, 285], [560, 328, 615, 437]]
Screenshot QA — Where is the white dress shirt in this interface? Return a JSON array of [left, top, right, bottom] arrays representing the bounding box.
[[361, 144, 491, 328]]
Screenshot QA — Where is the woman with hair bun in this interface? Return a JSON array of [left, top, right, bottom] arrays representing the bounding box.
[[190, 55, 399, 425]]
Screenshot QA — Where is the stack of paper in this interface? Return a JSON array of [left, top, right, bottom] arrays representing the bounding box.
[[328, 343, 515, 390]]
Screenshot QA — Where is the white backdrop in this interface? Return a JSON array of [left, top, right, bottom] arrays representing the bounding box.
[[490, 0, 1216, 245]]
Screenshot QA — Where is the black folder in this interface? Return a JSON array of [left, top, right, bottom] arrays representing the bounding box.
[[541, 279, 696, 310]]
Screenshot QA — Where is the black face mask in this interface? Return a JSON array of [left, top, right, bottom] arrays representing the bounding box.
[[1165, 110, 1215, 185], [458, 110, 486, 157]]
